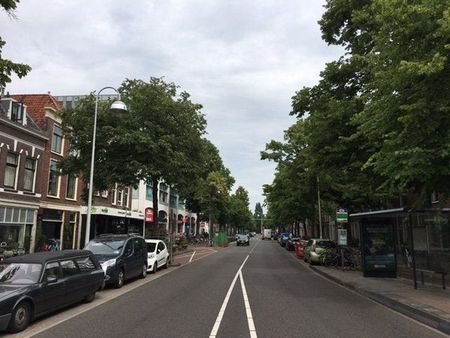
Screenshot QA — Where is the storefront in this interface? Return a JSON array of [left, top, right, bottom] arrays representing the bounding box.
[[81, 206, 145, 244], [0, 204, 37, 255]]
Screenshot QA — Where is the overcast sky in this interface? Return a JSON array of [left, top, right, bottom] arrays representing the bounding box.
[[1, 0, 342, 211]]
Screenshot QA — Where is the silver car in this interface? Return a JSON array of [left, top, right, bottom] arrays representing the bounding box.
[[304, 239, 337, 265]]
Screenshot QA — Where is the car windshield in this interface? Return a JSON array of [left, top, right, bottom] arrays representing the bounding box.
[[238, 235, 248, 240], [0, 263, 42, 285], [147, 243, 157, 252], [317, 241, 336, 248], [85, 240, 125, 256]]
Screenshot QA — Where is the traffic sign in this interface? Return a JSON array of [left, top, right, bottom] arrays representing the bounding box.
[[336, 209, 348, 223]]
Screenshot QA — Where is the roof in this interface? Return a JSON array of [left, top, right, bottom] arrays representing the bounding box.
[[11, 94, 63, 130], [4, 250, 93, 264], [92, 234, 142, 242]]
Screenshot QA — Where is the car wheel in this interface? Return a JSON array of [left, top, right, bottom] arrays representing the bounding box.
[[115, 269, 125, 288], [153, 262, 158, 273], [140, 263, 147, 279], [8, 301, 31, 333], [84, 292, 96, 303]]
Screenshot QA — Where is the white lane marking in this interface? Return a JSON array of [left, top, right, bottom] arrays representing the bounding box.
[[249, 240, 260, 255], [189, 251, 196, 262], [209, 255, 250, 337], [239, 270, 257, 338]]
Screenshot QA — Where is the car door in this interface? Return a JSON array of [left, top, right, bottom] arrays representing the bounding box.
[[122, 239, 136, 279], [33, 261, 66, 316], [132, 238, 145, 276], [60, 259, 85, 304], [75, 256, 103, 292], [157, 242, 167, 266]]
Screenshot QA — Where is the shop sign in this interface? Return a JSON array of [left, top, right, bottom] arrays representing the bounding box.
[[145, 208, 154, 223]]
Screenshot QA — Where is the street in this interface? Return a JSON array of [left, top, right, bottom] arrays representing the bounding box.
[[5, 239, 446, 338]]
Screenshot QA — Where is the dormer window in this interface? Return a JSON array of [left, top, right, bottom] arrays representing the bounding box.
[[11, 102, 24, 124]]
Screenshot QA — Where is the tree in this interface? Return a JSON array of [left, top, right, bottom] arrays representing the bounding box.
[[0, 0, 31, 90], [184, 138, 234, 233], [59, 77, 208, 234], [228, 187, 252, 233]]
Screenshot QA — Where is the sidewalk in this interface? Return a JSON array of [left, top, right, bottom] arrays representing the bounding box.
[[305, 262, 450, 335]]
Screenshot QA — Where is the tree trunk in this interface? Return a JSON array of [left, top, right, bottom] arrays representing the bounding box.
[[152, 176, 159, 237]]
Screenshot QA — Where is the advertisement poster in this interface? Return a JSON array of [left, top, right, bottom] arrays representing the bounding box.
[[361, 222, 396, 277]]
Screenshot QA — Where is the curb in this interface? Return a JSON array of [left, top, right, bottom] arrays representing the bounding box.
[[309, 265, 450, 335]]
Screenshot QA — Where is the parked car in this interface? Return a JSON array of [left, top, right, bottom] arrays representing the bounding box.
[[0, 250, 104, 333], [286, 237, 300, 251], [85, 234, 147, 288], [145, 239, 169, 273], [236, 234, 250, 246], [279, 233, 290, 247], [304, 239, 337, 265]]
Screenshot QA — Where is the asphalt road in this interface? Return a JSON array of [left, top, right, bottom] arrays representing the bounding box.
[[16, 239, 447, 337]]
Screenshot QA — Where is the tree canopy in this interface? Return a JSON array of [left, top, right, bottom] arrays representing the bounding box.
[[262, 0, 450, 228]]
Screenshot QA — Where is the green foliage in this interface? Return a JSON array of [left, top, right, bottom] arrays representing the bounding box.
[[263, 0, 450, 225], [59, 78, 207, 203]]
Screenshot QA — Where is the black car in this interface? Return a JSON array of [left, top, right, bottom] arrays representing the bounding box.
[[236, 234, 250, 246], [286, 237, 300, 251], [279, 233, 290, 247], [0, 250, 104, 333], [85, 234, 147, 288]]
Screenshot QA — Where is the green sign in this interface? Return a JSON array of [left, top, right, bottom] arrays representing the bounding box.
[[336, 209, 348, 223]]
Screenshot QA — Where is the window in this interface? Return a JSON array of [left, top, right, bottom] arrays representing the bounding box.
[[60, 260, 80, 277], [157, 242, 165, 253], [124, 240, 133, 256], [123, 188, 129, 207], [48, 160, 60, 196], [146, 185, 153, 201], [51, 125, 63, 154], [133, 238, 143, 256], [112, 184, 117, 205], [4, 153, 19, 188], [44, 262, 61, 281], [117, 189, 123, 206], [159, 191, 168, 203], [23, 158, 36, 192], [75, 257, 96, 272], [66, 174, 77, 199], [11, 102, 24, 124]]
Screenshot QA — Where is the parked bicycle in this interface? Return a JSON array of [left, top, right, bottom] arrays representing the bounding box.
[[320, 246, 361, 269]]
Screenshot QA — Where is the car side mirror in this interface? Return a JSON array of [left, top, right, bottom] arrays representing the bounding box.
[[47, 276, 57, 284], [157, 249, 161, 254]]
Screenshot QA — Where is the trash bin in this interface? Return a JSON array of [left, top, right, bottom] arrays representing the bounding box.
[[295, 240, 307, 259]]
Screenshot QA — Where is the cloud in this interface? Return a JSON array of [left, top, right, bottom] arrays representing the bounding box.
[[1, 0, 343, 209]]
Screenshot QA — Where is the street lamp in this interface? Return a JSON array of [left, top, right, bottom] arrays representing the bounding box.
[[84, 87, 128, 246]]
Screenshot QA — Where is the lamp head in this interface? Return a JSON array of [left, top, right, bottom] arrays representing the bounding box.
[[109, 100, 128, 115]]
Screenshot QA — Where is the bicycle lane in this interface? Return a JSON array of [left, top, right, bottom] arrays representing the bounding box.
[[211, 241, 260, 338], [240, 240, 443, 338]]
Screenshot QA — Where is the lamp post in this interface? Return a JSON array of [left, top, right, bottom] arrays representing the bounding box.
[[84, 87, 127, 247], [317, 175, 323, 239]]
